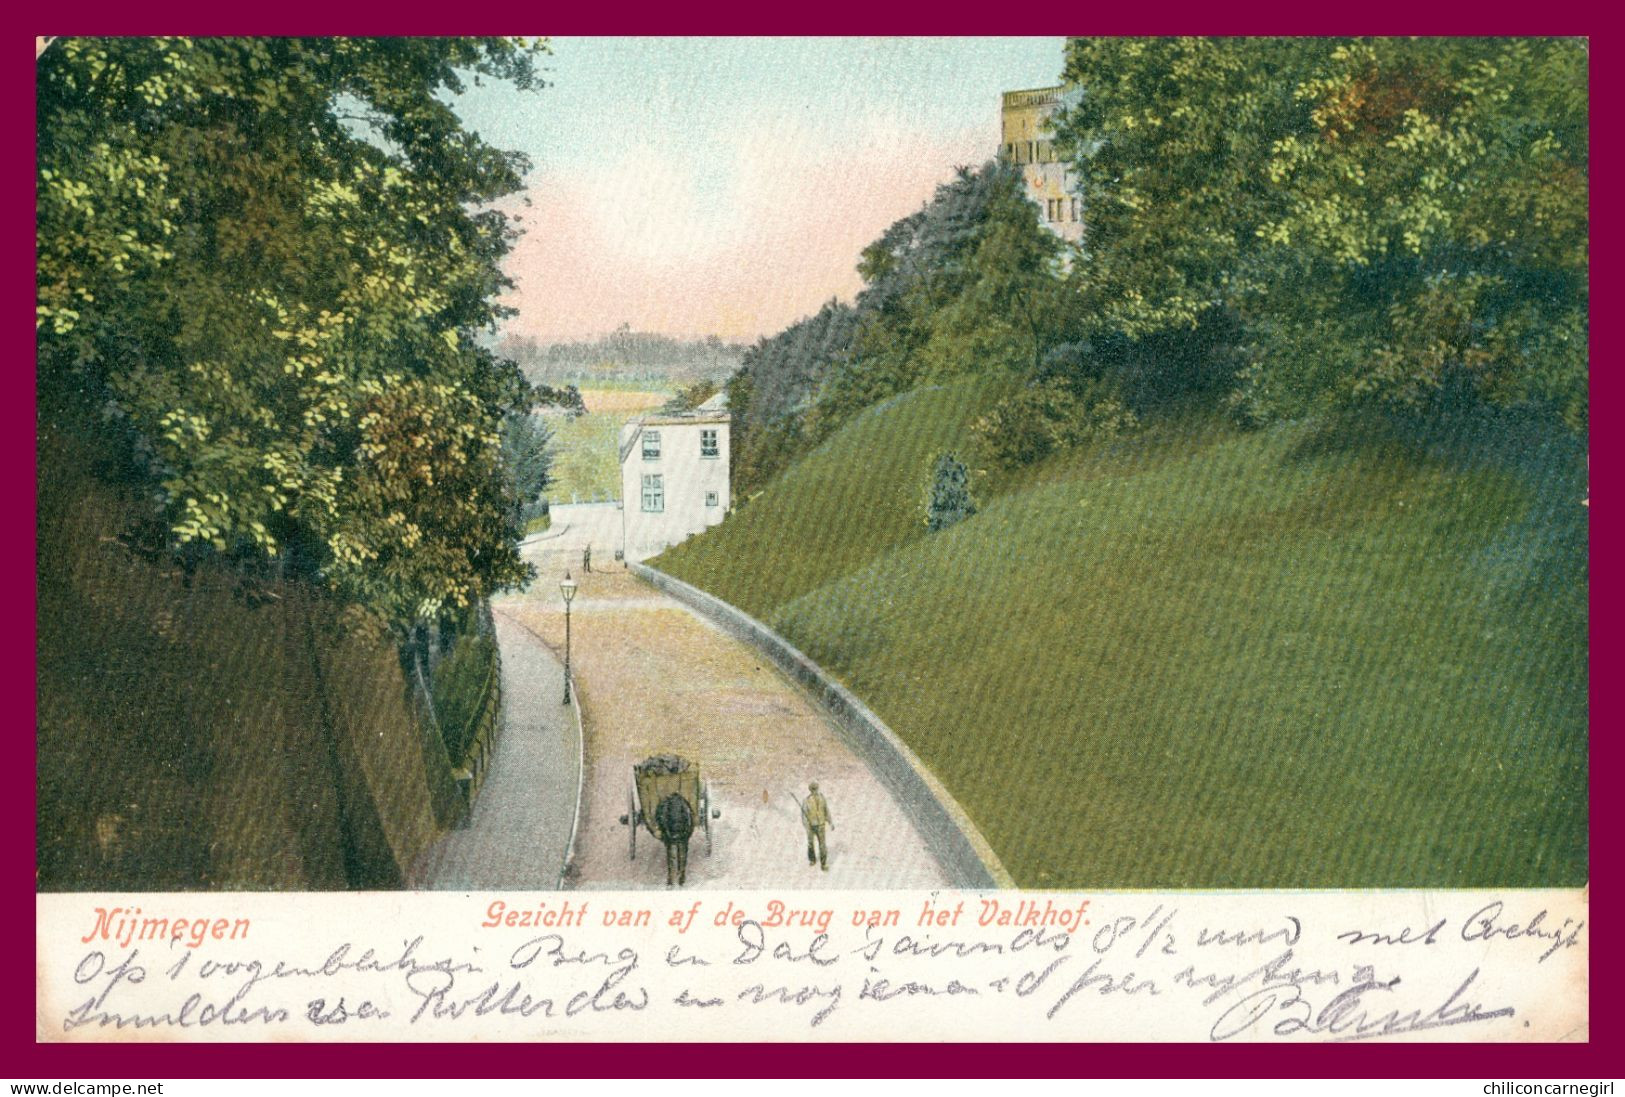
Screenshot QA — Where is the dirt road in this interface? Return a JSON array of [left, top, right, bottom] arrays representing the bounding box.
[[509, 537, 950, 891]]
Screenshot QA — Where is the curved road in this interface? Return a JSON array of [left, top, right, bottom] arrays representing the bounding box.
[[505, 529, 950, 891]]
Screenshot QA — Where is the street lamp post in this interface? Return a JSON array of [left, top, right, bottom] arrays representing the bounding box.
[[560, 570, 578, 705]]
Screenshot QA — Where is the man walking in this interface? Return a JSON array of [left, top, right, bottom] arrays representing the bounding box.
[[801, 781, 833, 871]]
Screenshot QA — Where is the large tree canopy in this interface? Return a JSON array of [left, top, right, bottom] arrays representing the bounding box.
[[728, 162, 1085, 491], [1055, 36, 1588, 430], [37, 37, 549, 630]]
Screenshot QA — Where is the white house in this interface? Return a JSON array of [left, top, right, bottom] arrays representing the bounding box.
[[618, 393, 730, 562]]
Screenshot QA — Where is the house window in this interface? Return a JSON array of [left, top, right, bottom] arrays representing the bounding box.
[[700, 428, 719, 458], [642, 430, 661, 460], [705, 491, 719, 507], [641, 474, 664, 512], [1071, 197, 1080, 223]]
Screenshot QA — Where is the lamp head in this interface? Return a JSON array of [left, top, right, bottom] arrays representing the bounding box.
[[560, 571, 578, 605]]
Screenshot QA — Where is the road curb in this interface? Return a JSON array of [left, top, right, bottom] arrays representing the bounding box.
[[490, 606, 586, 892], [628, 561, 1014, 889], [518, 522, 570, 547], [559, 669, 585, 891]]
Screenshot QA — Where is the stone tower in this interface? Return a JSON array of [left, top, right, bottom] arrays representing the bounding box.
[[1000, 86, 1083, 245]]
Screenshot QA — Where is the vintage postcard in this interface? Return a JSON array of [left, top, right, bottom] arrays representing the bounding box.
[[34, 36, 1589, 1047]]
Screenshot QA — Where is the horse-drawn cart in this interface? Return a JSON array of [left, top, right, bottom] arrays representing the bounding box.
[[618, 754, 719, 883]]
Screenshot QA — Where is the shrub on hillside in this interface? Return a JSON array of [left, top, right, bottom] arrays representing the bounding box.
[[660, 379, 721, 414], [973, 377, 1138, 468], [925, 452, 977, 532]]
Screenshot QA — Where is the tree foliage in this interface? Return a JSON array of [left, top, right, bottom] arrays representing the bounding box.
[[502, 326, 742, 389], [1055, 36, 1588, 430], [726, 298, 858, 495], [910, 176, 1075, 380], [728, 162, 1094, 495], [821, 164, 1044, 426], [973, 375, 1137, 469], [501, 410, 553, 527], [37, 37, 550, 631]]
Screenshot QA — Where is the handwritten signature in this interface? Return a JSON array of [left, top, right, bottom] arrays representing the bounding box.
[[1209, 968, 1515, 1041]]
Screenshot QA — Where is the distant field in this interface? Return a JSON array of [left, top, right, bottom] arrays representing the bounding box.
[[533, 371, 710, 395], [656, 378, 1588, 888], [580, 389, 669, 414], [543, 387, 668, 503]]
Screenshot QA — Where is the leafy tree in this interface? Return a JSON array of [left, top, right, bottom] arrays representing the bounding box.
[[913, 171, 1076, 379], [37, 37, 549, 632], [973, 375, 1137, 469], [534, 382, 587, 417], [1251, 37, 1588, 429], [1054, 36, 1588, 430], [501, 409, 553, 525], [726, 161, 1118, 490], [727, 299, 858, 495], [1055, 37, 1318, 339], [815, 164, 1015, 428]]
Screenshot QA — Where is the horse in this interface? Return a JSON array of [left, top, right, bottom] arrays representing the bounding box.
[[653, 792, 695, 886]]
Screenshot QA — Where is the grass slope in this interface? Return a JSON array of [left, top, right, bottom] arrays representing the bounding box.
[[660, 377, 1007, 612], [37, 430, 461, 889], [656, 380, 1587, 887]]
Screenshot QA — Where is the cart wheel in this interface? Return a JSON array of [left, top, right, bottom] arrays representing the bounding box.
[[702, 782, 714, 855], [628, 783, 638, 861]]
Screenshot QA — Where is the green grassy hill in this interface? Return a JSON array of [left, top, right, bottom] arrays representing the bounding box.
[[656, 379, 1588, 888]]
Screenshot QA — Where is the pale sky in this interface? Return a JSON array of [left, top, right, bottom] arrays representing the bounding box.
[[451, 37, 1067, 343]]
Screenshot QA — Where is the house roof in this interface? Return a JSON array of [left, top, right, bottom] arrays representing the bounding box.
[[635, 411, 730, 427]]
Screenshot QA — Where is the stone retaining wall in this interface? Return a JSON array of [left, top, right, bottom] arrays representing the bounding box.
[[628, 562, 1013, 888]]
